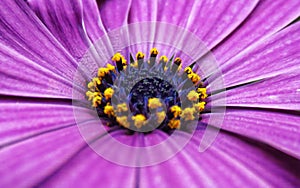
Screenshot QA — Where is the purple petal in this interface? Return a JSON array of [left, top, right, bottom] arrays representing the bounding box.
[[0, 100, 94, 145], [128, 0, 258, 49], [215, 71, 300, 110], [210, 108, 300, 159], [128, 0, 158, 22], [0, 44, 78, 98], [184, 0, 258, 49], [38, 131, 137, 187], [27, 0, 106, 60], [140, 130, 300, 187], [0, 121, 102, 187], [0, 0, 78, 82], [210, 21, 300, 89], [213, 0, 300, 65], [80, 0, 106, 42], [99, 0, 132, 31]]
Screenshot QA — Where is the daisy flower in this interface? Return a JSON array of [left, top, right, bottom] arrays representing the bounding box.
[[0, 0, 300, 187]]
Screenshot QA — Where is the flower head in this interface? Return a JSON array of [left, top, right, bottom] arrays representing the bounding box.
[[0, 0, 300, 187]]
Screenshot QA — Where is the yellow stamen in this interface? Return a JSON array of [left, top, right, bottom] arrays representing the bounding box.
[[170, 105, 182, 118], [184, 67, 192, 74], [117, 103, 128, 112], [156, 111, 166, 123], [148, 98, 162, 109], [93, 77, 101, 84], [116, 116, 130, 128], [87, 82, 94, 89], [190, 73, 201, 84], [150, 48, 159, 56], [174, 57, 182, 65], [194, 102, 206, 112], [132, 114, 146, 128], [181, 107, 195, 121], [86, 91, 101, 101], [122, 59, 127, 66], [136, 52, 145, 60], [160, 55, 168, 63], [168, 119, 181, 129], [111, 53, 123, 62], [197, 88, 208, 99], [187, 90, 199, 101], [92, 96, 102, 107], [106, 63, 116, 72], [98, 67, 109, 77], [87, 78, 101, 90], [112, 53, 127, 70], [104, 88, 114, 100], [104, 104, 115, 117]]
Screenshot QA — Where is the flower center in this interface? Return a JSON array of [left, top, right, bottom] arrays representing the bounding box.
[[86, 48, 207, 133], [129, 77, 179, 115]]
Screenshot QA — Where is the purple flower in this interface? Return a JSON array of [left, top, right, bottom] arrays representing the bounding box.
[[0, 0, 300, 187]]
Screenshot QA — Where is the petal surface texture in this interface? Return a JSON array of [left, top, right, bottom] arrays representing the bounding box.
[[0, 0, 300, 187], [139, 130, 300, 187]]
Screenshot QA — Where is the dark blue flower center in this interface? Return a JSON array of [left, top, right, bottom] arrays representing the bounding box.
[[129, 77, 180, 117]]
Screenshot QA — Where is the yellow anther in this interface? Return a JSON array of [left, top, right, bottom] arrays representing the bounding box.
[[190, 73, 201, 84], [92, 96, 102, 107], [95, 77, 101, 84], [164, 66, 168, 72], [148, 98, 162, 109], [86, 91, 93, 100], [197, 88, 208, 99], [187, 90, 199, 101], [104, 88, 114, 100], [88, 78, 101, 89], [87, 82, 94, 89], [112, 53, 123, 62], [136, 52, 145, 60], [122, 59, 127, 65], [150, 48, 159, 55], [156, 111, 166, 123], [130, 61, 138, 68], [104, 104, 115, 117], [170, 105, 182, 118], [168, 119, 181, 129], [112, 53, 127, 70], [194, 101, 206, 112], [87, 78, 101, 90], [132, 114, 146, 128], [106, 63, 116, 72], [116, 116, 130, 128], [98, 67, 109, 77], [174, 57, 182, 65], [86, 91, 101, 101], [184, 67, 192, 74], [160, 55, 168, 63], [181, 107, 195, 121], [117, 103, 128, 112]]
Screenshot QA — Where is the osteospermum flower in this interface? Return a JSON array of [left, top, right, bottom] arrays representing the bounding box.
[[1, 0, 300, 187]]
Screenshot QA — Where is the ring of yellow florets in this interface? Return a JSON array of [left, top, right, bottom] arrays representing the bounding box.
[[86, 48, 207, 132]]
